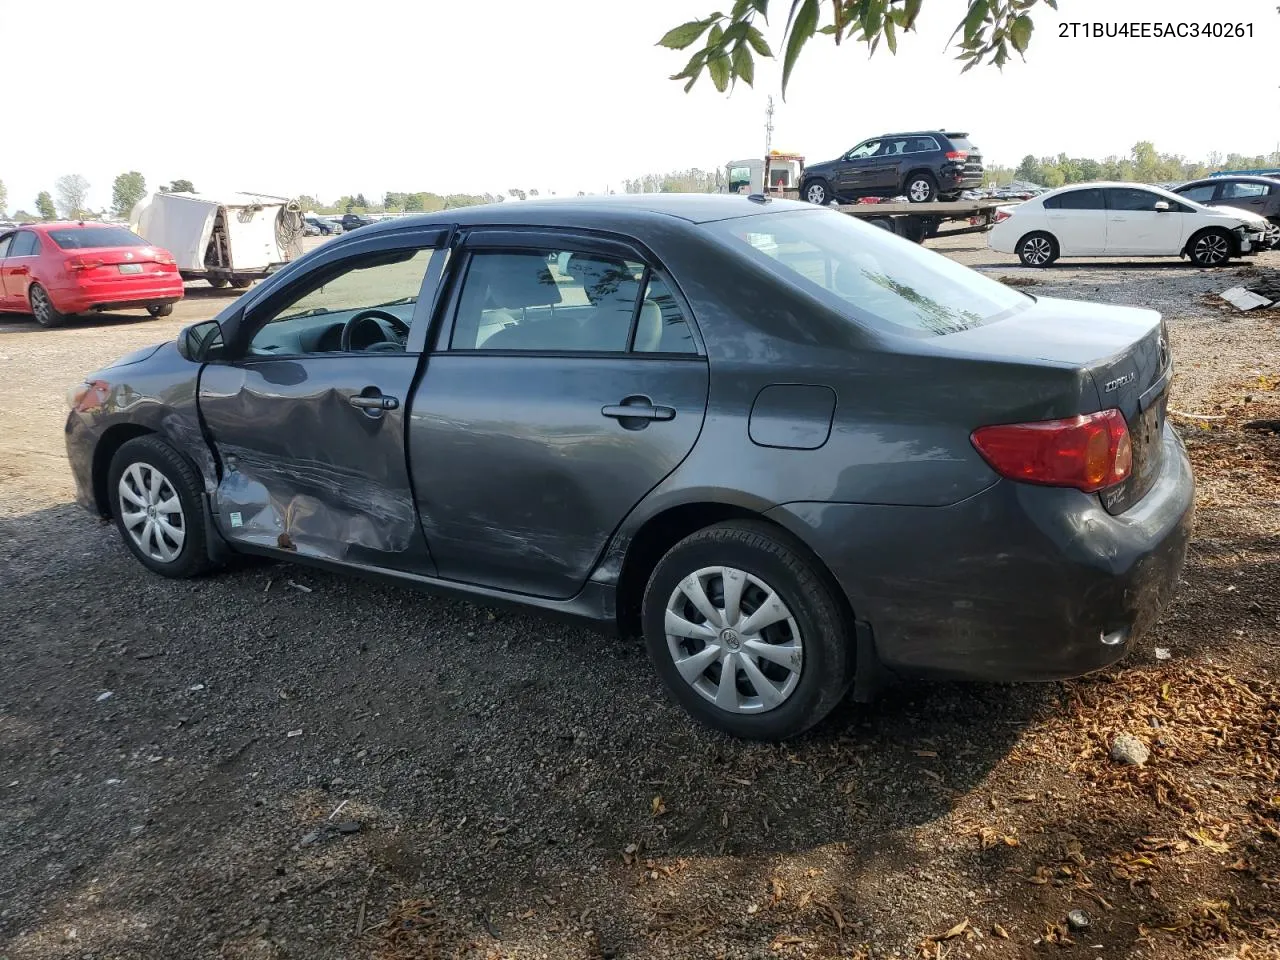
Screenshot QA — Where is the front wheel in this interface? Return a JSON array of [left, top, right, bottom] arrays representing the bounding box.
[[231, 278, 253, 289], [147, 303, 173, 318], [1187, 229, 1234, 267], [28, 283, 67, 327], [803, 179, 831, 205], [207, 278, 229, 289], [641, 520, 855, 741], [108, 436, 212, 579], [1017, 231, 1059, 267]]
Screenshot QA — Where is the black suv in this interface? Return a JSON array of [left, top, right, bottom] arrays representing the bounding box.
[[799, 131, 984, 205], [340, 213, 377, 231]]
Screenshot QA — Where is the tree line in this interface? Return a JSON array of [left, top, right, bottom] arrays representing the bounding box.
[[300, 188, 595, 216], [0, 173, 195, 222], [991, 142, 1280, 188]]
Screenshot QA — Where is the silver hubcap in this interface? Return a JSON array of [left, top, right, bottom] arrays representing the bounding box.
[[118, 462, 185, 562], [909, 179, 932, 202], [806, 183, 825, 204], [1022, 237, 1052, 265], [30, 287, 51, 321], [664, 566, 803, 714], [1194, 233, 1229, 264]]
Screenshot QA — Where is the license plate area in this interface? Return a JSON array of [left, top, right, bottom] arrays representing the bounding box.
[[118, 263, 143, 274]]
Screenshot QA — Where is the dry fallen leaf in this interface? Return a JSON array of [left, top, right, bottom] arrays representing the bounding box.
[[992, 923, 1010, 939], [651, 795, 668, 818]]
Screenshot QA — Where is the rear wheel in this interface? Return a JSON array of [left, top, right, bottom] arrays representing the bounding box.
[[1017, 231, 1059, 267], [28, 283, 66, 327], [905, 172, 939, 203], [803, 179, 832, 205], [207, 278, 229, 289], [231, 278, 253, 289], [1188, 229, 1233, 267], [108, 436, 211, 579], [147, 304, 174, 318], [641, 520, 854, 741]]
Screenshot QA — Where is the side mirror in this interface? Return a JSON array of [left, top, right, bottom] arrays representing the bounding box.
[[176, 319, 223, 362], [1153, 200, 1170, 212]]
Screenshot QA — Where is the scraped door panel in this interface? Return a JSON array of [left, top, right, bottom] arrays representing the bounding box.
[[198, 355, 433, 572], [409, 354, 709, 599]]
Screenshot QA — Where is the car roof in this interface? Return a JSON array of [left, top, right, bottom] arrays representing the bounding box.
[[18, 221, 127, 233], [868, 130, 966, 139], [1176, 175, 1280, 188], [343, 193, 811, 237]]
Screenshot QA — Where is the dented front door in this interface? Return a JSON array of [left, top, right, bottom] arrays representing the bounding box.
[[198, 355, 433, 572]]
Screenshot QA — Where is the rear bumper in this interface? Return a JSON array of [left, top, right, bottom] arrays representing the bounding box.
[[767, 424, 1195, 682], [51, 276, 185, 313]]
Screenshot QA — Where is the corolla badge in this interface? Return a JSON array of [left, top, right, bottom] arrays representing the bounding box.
[[1104, 372, 1137, 392]]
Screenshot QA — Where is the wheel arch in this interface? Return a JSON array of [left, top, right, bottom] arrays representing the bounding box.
[[1016, 229, 1059, 260], [91, 423, 157, 516], [901, 167, 937, 190], [1183, 225, 1239, 259]]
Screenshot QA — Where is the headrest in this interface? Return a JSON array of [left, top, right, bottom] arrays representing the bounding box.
[[470, 254, 562, 309]]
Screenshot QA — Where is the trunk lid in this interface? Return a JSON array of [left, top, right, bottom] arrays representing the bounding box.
[[936, 295, 1171, 513], [63, 245, 177, 280]]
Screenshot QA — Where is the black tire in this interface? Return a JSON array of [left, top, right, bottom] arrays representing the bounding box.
[[207, 278, 229, 289], [867, 217, 895, 232], [641, 520, 855, 741], [147, 303, 174, 318], [904, 172, 939, 203], [28, 283, 66, 327], [1016, 231, 1059, 267], [1186, 228, 1234, 267], [803, 179, 832, 205], [107, 436, 213, 579], [231, 278, 253, 289]]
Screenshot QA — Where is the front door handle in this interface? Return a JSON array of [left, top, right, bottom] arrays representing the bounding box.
[[602, 395, 675, 427], [11, 266, 29, 275], [349, 390, 399, 412]]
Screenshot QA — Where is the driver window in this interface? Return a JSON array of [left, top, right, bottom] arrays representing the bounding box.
[[247, 247, 437, 356], [847, 140, 880, 160]]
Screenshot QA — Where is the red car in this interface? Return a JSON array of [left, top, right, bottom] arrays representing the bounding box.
[[0, 222, 184, 327]]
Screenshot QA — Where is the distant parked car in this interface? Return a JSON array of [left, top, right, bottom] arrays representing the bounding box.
[[305, 216, 342, 236], [799, 130, 985, 205], [1171, 176, 1280, 246], [988, 182, 1271, 267], [0, 222, 183, 327], [64, 195, 1192, 741], [340, 213, 376, 231]]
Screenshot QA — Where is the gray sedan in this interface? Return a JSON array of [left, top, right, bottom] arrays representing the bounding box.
[[64, 195, 1193, 741], [1172, 175, 1280, 245]]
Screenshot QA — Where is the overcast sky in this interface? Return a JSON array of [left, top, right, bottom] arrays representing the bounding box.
[[2, 0, 1276, 212]]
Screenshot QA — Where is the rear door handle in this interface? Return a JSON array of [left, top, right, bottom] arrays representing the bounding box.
[[11, 266, 29, 275], [349, 392, 399, 411], [602, 396, 675, 423]]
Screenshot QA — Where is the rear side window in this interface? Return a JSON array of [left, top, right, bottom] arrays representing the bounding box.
[[1178, 184, 1217, 203], [451, 250, 645, 352], [706, 209, 1030, 338], [1220, 181, 1270, 199], [0, 234, 13, 258], [8, 231, 40, 257], [1043, 189, 1105, 210], [907, 136, 939, 153], [48, 227, 148, 249], [635, 275, 697, 354]]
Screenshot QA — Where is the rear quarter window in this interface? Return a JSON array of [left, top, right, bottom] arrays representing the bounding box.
[[706, 209, 1030, 339]]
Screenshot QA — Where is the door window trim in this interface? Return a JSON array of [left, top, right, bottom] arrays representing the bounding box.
[[431, 227, 706, 360], [215, 227, 449, 361]]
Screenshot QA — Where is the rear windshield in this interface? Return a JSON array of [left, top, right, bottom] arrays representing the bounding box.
[[947, 137, 974, 152], [704, 208, 1030, 338], [48, 227, 149, 249]]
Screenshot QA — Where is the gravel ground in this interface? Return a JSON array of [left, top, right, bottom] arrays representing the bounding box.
[[1, 234, 1277, 960]]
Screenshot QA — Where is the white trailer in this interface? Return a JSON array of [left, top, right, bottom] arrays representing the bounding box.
[[130, 191, 305, 289]]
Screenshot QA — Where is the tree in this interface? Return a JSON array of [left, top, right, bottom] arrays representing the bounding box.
[[36, 191, 57, 220], [508, 188, 527, 200], [402, 193, 424, 212], [160, 179, 195, 194], [11, 209, 35, 222], [111, 171, 147, 218], [1013, 154, 1042, 184], [55, 174, 91, 219], [660, 0, 1054, 97], [384, 191, 406, 212], [354, 193, 369, 208], [0, 178, 7, 217]]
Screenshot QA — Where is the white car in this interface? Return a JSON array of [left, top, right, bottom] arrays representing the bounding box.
[[988, 181, 1270, 267]]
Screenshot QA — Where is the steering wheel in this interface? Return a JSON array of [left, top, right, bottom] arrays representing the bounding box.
[[339, 309, 411, 352]]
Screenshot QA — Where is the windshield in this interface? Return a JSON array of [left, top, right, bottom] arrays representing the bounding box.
[[704, 208, 1031, 338], [48, 226, 148, 249]]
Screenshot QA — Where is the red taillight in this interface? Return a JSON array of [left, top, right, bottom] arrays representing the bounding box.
[[971, 409, 1132, 493], [945, 150, 969, 160], [154, 252, 176, 265], [66, 256, 104, 272], [994, 209, 1012, 223]]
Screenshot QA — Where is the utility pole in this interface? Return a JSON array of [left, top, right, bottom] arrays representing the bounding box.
[[762, 95, 775, 194]]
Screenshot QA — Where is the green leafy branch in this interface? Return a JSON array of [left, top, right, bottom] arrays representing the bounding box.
[[658, 0, 1057, 98]]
